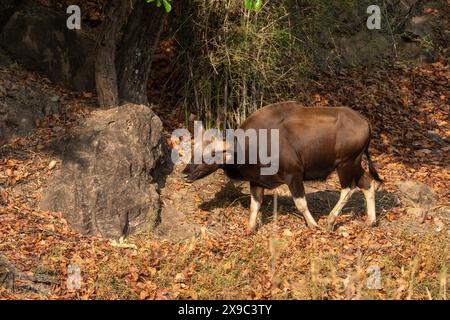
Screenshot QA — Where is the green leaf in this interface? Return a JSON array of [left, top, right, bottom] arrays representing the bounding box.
[[162, 0, 172, 12], [245, 0, 252, 10], [252, 0, 262, 11]]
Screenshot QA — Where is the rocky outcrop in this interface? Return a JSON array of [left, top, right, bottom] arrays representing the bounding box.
[[40, 104, 165, 239], [1, 2, 95, 91], [0, 0, 18, 30], [396, 180, 438, 223], [0, 59, 63, 142]]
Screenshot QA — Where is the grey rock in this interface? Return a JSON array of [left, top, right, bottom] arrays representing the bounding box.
[[40, 104, 165, 239], [405, 15, 434, 38], [0, 48, 12, 68], [1, 2, 95, 91], [0, 85, 63, 140], [0, 0, 17, 30], [396, 180, 437, 208]]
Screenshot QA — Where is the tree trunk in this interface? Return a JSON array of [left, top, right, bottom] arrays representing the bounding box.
[[94, 0, 132, 108], [117, 2, 166, 105]]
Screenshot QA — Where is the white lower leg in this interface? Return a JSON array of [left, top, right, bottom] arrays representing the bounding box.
[[248, 189, 262, 232], [327, 188, 354, 230], [293, 196, 318, 228], [362, 181, 376, 226]]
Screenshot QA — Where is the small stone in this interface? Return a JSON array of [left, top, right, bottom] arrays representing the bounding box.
[[434, 218, 445, 233], [337, 226, 349, 237], [174, 273, 185, 283], [48, 160, 57, 170], [396, 180, 437, 207], [406, 207, 423, 218]]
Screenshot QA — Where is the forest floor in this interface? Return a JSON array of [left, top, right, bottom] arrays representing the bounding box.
[[0, 53, 448, 299]]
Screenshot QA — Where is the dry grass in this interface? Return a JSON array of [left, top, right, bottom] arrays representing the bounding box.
[[85, 217, 448, 300]]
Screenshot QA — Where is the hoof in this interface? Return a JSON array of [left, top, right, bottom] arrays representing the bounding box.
[[365, 219, 377, 228], [245, 227, 256, 235], [307, 222, 320, 230], [326, 218, 336, 232], [326, 223, 335, 232]]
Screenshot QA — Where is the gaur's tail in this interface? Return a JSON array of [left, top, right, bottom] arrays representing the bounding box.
[[364, 145, 382, 183]]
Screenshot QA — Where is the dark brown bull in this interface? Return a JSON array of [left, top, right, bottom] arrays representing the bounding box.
[[182, 101, 382, 233]]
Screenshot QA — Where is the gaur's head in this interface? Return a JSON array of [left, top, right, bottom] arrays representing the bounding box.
[[182, 162, 221, 183], [182, 134, 232, 183]]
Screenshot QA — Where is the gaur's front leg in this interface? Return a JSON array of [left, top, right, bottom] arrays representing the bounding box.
[[326, 187, 355, 231], [288, 176, 319, 229]]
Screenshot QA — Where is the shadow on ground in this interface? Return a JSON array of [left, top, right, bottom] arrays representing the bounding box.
[[200, 181, 399, 226]]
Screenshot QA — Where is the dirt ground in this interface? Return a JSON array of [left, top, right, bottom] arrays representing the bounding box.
[[0, 56, 448, 299]]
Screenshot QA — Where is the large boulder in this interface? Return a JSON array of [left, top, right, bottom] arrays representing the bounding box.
[[0, 0, 18, 30], [1, 2, 95, 91], [40, 104, 165, 239]]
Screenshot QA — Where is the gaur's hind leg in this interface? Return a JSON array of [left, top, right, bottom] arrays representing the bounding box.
[[327, 162, 357, 231], [356, 172, 377, 227], [288, 176, 319, 228], [247, 182, 264, 234]]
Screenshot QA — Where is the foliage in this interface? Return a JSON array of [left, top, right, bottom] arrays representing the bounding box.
[[168, 0, 417, 128], [245, 0, 262, 11], [147, 0, 172, 12]]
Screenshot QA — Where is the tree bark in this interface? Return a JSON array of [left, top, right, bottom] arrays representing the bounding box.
[[94, 0, 132, 108], [117, 2, 166, 105]]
